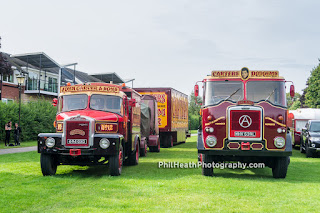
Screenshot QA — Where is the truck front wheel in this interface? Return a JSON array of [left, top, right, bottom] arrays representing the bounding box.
[[202, 154, 213, 176], [109, 145, 123, 176], [272, 156, 289, 178], [40, 153, 57, 176]]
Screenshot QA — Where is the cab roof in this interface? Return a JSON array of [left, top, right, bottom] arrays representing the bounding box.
[[59, 82, 125, 98]]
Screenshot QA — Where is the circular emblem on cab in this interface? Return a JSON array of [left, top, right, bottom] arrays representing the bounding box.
[[239, 115, 252, 128]]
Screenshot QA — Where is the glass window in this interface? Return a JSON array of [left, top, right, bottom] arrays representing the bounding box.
[[3, 74, 13, 83], [90, 94, 122, 114], [1, 98, 14, 104], [204, 81, 244, 106], [59, 94, 88, 112], [27, 72, 39, 90], [246, 81, 286, 107], [310, 122, 320, 132]]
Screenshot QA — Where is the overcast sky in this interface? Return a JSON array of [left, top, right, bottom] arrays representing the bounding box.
[[1, 0, 320, 95]]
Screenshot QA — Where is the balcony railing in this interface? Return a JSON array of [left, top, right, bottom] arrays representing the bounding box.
[[27, 78, 58, 94]]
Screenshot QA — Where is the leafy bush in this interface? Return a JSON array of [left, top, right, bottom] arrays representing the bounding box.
[[0, 99, 57, 142]]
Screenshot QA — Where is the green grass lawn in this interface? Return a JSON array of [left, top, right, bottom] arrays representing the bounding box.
[[0, 140, 37, 149], [0, 136, 319, 212]]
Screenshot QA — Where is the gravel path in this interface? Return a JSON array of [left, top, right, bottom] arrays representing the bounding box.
[[0, 146, 37, 155]]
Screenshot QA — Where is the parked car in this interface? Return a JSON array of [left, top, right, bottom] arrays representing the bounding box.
[[300, 120, 320, 157]]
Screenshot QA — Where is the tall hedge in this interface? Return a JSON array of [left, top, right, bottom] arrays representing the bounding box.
[[0, 99, 57, 142]]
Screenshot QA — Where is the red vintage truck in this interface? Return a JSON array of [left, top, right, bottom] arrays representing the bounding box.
[[195, 68, 294, 178], [38, 82, 158, 176], [134, 88, 189, 147]]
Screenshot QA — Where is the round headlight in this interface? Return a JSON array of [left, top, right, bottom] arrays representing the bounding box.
[[206, 136, 217, 147], [99, 138, 110, 149], [274, 137, 285, 148], [45, 137, 55, 148]]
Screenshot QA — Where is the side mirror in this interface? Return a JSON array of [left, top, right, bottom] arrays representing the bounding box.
[[129, 99, 136, 107], [194, 85, 199, 97], [290, 85, 295, 98], [52, 98, 58, 107]]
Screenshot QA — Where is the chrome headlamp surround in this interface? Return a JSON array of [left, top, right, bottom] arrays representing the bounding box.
[[274, 137, 285, 148], [45, 137, 56, 148], [206, 136, 217, 147], [99, 138, 111, 149]]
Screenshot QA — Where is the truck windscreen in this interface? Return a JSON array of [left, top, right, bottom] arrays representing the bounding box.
[[90, 94, 122, 114], [246, 81, 286, 107], [59, 94, 88, 112], [204, 81, 243, 106]]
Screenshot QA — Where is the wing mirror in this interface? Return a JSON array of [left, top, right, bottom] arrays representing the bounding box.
[[129, 99, 136, 107], [290, 85, 295, 98], [52, 98, 58, 107]]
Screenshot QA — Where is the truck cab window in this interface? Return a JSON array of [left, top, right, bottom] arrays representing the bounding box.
[[60, 94, 88, 112], [246, 81, 286, 107], [204, 81, 243, 106], [90, 94, 122, 115]]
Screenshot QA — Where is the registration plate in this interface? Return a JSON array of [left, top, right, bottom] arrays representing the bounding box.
[[67, 139, 87, 144], [234, 132, 256, 137]]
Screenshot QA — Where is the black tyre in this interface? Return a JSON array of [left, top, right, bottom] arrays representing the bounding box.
[[300, 138, 305, 153], [109, 144, 123, 176], [40, 153, 57, 176], [272, 156, 289, 178], [140, 141, 147, 157], [202, 154, 213, 176], [306, 143, 313, 158], [149, 138, 160, 152], [127, 142, 139, 165], [163, 135, 173, 148]]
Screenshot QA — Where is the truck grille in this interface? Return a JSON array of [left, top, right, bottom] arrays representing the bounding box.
[[228, 107, 262, 141], [65, 120, 90, 147]]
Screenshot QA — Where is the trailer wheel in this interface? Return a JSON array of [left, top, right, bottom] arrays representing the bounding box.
[[128, 141, 139, 165], [163, 135, 173, 148], [149, 138, 160, 152], [40, 153, 57, 176], [202, 154, 213, 176], [109, 144, 123, 176], [140, 141, 147, 157], [272, 156, 289, 178]]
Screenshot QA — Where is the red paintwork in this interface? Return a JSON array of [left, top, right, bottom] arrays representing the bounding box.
[[202, 101, 233, 149], [57, 110, 122, 122]]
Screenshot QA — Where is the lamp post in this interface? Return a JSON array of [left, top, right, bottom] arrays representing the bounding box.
[[16, 74, 25, 126]]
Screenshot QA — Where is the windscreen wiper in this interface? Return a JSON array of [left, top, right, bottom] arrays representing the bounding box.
[[265, 89, 275, 101], [225, 88, 241, 101]]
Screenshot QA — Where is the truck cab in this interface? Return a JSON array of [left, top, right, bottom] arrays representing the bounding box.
[[195, 68, 294, 178], [38, 83, 141, 176]]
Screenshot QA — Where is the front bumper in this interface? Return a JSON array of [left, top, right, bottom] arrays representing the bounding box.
[[197, 132, 292, 157], [38, 133, 123, 156]]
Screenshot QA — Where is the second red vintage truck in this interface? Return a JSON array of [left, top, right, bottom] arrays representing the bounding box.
[[134, 88, 189, 147]]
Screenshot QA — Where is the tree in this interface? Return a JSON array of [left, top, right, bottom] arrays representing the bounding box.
[[188, 91, 202, 130], [0, 36, 13, 100], [304, 60, 320, 108], [286, 92, 301, 110]]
